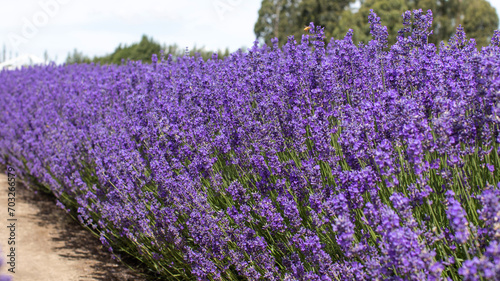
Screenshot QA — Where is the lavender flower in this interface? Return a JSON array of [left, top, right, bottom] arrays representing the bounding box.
[[1, 8, 499, 280]]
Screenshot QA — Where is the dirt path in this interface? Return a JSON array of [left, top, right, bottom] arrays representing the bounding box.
[[0, 172, 147, 281]]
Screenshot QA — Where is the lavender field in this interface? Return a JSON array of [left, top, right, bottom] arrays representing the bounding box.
[[1, 10, 500, 280]]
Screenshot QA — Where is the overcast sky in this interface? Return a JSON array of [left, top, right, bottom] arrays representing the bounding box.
[[1, 0, 500, 64]]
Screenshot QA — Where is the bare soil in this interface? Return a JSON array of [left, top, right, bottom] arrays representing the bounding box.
[[0, 172, 148, 281]]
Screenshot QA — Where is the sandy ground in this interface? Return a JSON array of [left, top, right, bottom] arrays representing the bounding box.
[[0, 171, 147, 281]]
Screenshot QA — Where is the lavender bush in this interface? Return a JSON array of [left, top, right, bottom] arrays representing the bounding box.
[[1, 9, 499, 280]]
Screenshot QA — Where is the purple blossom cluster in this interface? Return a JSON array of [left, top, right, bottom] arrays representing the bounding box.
[[1, 9, 500, 280], [0, 251, 12, 281]]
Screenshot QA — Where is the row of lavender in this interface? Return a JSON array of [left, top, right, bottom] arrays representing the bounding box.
[[1, 10, 500, 280]]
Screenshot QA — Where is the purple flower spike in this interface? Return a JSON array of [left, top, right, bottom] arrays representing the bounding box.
[[491, 30, 500, 47], [486, 163, 495, 172], [445, 191, 470, 244], [368, 10, 389, 49]]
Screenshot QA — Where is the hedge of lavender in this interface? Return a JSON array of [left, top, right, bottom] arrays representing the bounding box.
[[1, 10, 500, 280]]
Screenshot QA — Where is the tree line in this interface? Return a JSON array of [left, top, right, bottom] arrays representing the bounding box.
[[66, 35, 231, 64], [255, 0, 499, 47]]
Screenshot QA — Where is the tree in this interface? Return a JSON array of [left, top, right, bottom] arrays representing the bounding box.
[[254, 0, 302, 46], [255, 0, 357, 46], [94, 35, 232, 64], [404, 0, 457, 45], [462, 0, 499, 47], [297, 0, 356, 40], [352, 0, 409, 45], [254, 0, 499, 48], [63, 35, 232, 65], [353, 0, 498, 47], [95, 35, 163, 64]]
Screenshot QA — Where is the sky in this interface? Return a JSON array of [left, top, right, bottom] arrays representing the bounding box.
[[0, 0, 261, 63], [1, 0, 500, 64]]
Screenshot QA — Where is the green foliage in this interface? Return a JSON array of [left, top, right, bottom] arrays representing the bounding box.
[[462, 0, 499, 47], [66, 35, 232, 65], [201, 123, 500, 281], [95, 35, 162, 64], [351, 0, 409, 45], [254, 0, 301, 46], [411, 0, 461, 44], [297, 0, 356, 40], [255, 0, 499, 47], [255, 0, 355, 46], [352, 0, 499, 47]]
